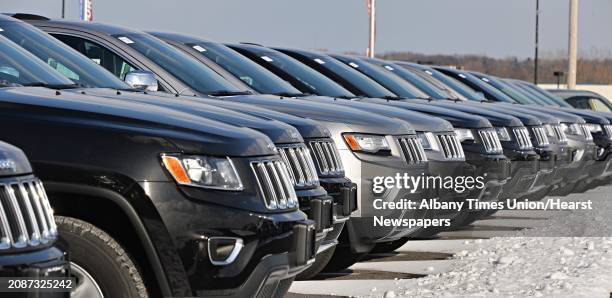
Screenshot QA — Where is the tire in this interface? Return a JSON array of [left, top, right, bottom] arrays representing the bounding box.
[[370, 238, 409, 254], [56, 216, 148, 298], [296, 245, 336, 280], [321, 245, 367, 273]]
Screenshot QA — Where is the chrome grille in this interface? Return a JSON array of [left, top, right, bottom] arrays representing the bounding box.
[[604, 125, 612, 139], [251, 159, 298, 210], [531, 126, 550, 146], [0, 178, 57, 250], [277, 144, 319, 187], [307, 140, 344, 177], [579, 124, 593, 140], [479, 129, 503, 153], [398, 136, 428, 164], [436, 134, 465, 160], [552, 124, 568, 143], [512, 127, 533, 150]]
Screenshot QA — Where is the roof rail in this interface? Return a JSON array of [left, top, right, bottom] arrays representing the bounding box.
[[240, 42, 264, 47], [4, 13, 50, 21]]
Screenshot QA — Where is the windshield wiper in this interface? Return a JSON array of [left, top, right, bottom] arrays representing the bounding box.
[[22, 82, 81, 90], [207, 90, 253, 97], [334, 95, 355, 99], [381, 95, 403, 100], [273, 92, 306, 97]]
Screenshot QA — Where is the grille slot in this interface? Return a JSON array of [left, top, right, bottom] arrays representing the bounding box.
[[579, 124, 593, 140], [277, 144, 319, 187], [251, 159, 298, 210], [531, 126, 550, 146], [0, 179, 57, 250], [398, 136, 428, 164], [307, 140, 344, 177], [512, 127, 533, 150], [604, 125, 612, 139], [552, 125, 568, 143], [479, 129, 504, 153], [436, 134, 465, 160]]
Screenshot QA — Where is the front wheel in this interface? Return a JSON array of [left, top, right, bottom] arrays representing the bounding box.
[[56, 216, 148, 298]]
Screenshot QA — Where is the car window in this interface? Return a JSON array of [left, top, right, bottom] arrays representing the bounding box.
[[566, 97, 590, 109], [53, 34, 137, 80], [590, 98, 612, 112]]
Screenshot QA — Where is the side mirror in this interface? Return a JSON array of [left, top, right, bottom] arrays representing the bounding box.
[[475, 91, 486, 100], [124, 70, 158, 92]]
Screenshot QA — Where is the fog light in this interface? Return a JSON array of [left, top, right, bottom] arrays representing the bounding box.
[[208, 237, 243, 266], [598, 148, 605, 157]]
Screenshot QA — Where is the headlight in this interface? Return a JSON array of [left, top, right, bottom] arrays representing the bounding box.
[[454, 128, 474, 142], [586, 123, 602, 133], [561, 123, 581, 135], [417, 132, 439, 151], [544, 124, 555, 137], [343, 133, 390, 154], [161, 154, 244, 190], [494, 127, 511, 141]]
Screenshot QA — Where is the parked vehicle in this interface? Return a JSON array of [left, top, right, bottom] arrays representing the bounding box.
[[440, 69, 606, 194], [19, 17, 435, 275], [0, 33, 316, 297], [151, 33, 481, 247], [361, 59, 577, 200], [548, 90, 612, 112], [227, 44, 512, 230], [0, 14, 354, 280], [0, 140, 69, 298]]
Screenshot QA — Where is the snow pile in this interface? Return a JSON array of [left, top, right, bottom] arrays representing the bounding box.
[[390, 189, 612, 297]]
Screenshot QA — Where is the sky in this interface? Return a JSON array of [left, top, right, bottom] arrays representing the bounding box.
[[3, 0, 612, 59]]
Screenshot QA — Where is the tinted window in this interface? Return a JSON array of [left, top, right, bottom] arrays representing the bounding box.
[[235, 49, 355, 97], [590, 98, 612, 112], [0, 22, 128, 89], [187, 41, 301, 95], [112, 33, 245, 95], [0, 35, 74, 87], [52, 34, 136, 81]]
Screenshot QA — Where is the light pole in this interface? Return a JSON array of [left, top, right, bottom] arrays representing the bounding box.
[[534, 0, 540, 84], [61, 0, 65, 18], [366, 0, 376, 58], [567, 0, 578, 89]]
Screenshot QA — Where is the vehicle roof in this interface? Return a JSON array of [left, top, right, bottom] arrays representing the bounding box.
[[149, 31, 212, 44], [22, 17, 140, 36], [548, 89, 605, 99]]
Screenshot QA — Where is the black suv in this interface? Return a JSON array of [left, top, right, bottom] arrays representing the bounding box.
[[0, 33, 315, 297], [0, 141, 69, 298]]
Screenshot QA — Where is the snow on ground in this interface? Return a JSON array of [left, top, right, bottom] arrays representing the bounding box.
[[289, 185, 612, 298]]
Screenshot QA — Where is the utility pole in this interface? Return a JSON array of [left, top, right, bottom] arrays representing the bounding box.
[[61, 0, 65, 18], [534, 0, 540, 84], [366, 0, 376, 58], [567, 0, 578, 89]]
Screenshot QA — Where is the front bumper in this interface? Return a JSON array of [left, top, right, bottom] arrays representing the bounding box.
[[140, 181, 316, 297], [318, 178, 357, 253], [500, 150, 540, 199]]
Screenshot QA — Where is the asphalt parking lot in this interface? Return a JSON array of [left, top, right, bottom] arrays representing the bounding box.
[[287, 185, 612, 297]]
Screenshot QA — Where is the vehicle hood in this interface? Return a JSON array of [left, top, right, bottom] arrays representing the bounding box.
[[352, 97, 493, 129], [553, 107, 611, 125], [0, 141, 32, 177], [301, 96, 454, 132], [215, 94, 416, 135], [1, 87, 276, 156], [68, 88, 304, 144], [424, 100, 532, 126]]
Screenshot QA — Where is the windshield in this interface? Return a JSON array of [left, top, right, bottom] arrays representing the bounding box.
[[410, 65, 483, 101], [406, 67, 468, 100], [114, 33, 245, 95], [519, 82, 574, 108], [307, 54, 396, 98], [186, 41, 302, 95], [455, 71, 517, 103], [234, 48, 355, 97], [371, 62, 448, 99], [0, 21, 129, 89], [0, 34, 75, 87], [503, 80, 559, 106], [476, 75, 539, 105]]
